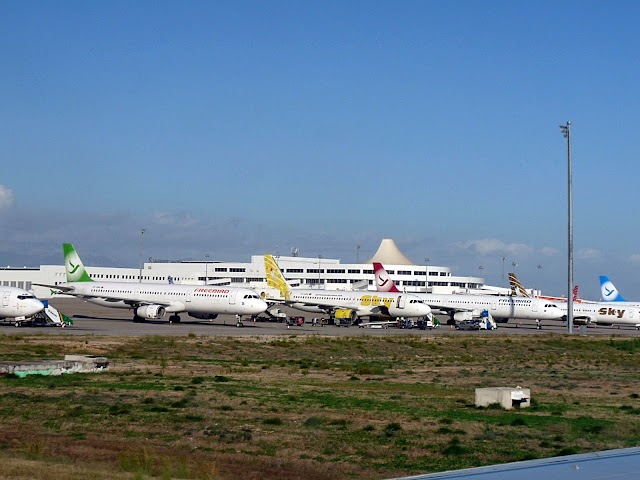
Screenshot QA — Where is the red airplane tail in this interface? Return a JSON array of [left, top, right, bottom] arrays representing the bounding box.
[[373, 262, 401, 293]]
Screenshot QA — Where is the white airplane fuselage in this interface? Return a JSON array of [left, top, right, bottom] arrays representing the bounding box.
[[282, 290, 431, 318], [414, 293, 564, 321], [560, 302, 640, 327], [0, 287, 45, 319], [66, 282, 268, 317]]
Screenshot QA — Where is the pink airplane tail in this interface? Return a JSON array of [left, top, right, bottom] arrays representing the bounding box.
[[373, 262, 401, 293]]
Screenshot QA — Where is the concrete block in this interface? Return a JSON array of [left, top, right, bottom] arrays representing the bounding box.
[[475, 386, 531, 410]]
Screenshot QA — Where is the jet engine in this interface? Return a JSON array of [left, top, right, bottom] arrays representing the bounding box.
[[136, 305, 166, 319], [188, 312, 218, 320]]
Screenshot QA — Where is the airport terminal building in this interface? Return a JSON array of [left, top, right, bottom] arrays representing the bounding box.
[[0, 239, 501, 299]]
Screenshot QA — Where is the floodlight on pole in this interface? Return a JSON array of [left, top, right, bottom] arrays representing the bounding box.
[[560, 121, 573, 334], [139, 228, 146, 283]]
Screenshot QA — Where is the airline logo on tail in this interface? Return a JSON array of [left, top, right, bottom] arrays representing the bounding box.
[[510, 272, 581, 303], [63, 243, 93, 283], [509, 273, 530, 297], [599, 276, 625, 302], [373, 263, 400, 292], [264, 255, 291, 300]]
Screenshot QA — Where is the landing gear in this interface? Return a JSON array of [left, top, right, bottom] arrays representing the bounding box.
[[235, 315, 244, 328], [169, 314, 181, 324], [133, 314, 145, 323]]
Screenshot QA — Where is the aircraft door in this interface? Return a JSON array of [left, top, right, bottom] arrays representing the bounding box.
[[2, 291, 9, 307], [532, 300, 538, 313], [396, 295, 406, 309], [229, 291, 237, 305], [186, 291, 192, 303], [491, 299, 497, 311]]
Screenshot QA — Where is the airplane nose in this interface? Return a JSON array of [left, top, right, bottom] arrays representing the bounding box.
[[27, 299, 45, 316], [252, 299, 268, 314]]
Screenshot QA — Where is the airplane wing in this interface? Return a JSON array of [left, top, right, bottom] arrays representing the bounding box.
[[283, 299, 338, 314], [33, 283, 75, 293], [33, 283, 173, 308], [428, 305, 474, 315]]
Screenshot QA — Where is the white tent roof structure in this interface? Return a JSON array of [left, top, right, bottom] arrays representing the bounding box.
[[365, 239, 415, 265]]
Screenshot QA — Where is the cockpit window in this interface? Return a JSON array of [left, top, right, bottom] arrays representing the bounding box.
[[17, 294, 35, 300]]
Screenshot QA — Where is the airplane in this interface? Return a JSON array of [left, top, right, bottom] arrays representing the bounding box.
[[510, 273, 640, 328], [0, 286, 45, 321], [374, 263, 564, 325], [263, 254, 431, 324], [37, 243, 268, 327]]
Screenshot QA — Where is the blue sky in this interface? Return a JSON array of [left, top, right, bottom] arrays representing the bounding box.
[[2, 1, 639, 300]]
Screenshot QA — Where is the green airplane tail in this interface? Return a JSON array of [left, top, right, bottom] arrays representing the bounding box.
[[63, 243, 93, 283]]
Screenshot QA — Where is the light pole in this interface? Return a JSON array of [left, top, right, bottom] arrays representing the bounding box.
[[425, 257, 430, 293], [356, 245, 361, 263], [502, 256, 505, 284], [537, 264, 542, 294], [560, 120, 573, 334], [204, 253, 209, 285], [139, 228, 146, 283]]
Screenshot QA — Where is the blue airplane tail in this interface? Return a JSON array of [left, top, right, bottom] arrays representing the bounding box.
[[599, 275, 626, 302]]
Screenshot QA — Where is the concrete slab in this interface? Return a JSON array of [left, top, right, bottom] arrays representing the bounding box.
[[0, 355, 109, 377], [475, 386, 530, 409]]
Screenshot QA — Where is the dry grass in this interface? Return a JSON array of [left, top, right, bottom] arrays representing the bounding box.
[[0, 334, 640, 479]]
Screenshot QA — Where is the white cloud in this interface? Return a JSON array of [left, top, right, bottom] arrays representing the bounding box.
[[458, 238, 534, 256], [541, 247, 560, 256], [576, 248, 600, 260], [0, 185, 15, 209]]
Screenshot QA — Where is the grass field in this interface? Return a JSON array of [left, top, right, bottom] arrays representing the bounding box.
[[1, 333, 640, 479]]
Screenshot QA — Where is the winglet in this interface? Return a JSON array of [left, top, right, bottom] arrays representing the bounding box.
[[373, 262, 401, 293], [599, 276, 625, 302], [264, 255, 291, 300], [63, 243, 93, 283], [508, 273, 530, 297]]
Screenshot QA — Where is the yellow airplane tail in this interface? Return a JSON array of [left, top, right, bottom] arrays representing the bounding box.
[[264, 254, 291, 300]]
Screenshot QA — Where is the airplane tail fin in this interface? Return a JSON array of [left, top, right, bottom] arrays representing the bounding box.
[[264, 254, 291, 300], [373, 262, 401, 293], [63, 243, 93, 283], [508, 272, 530, 297], [572, 285, 579, 302], [599, 276, 625, 302]]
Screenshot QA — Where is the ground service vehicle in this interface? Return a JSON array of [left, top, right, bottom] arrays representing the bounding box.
[[456, 319, 481, 331]]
